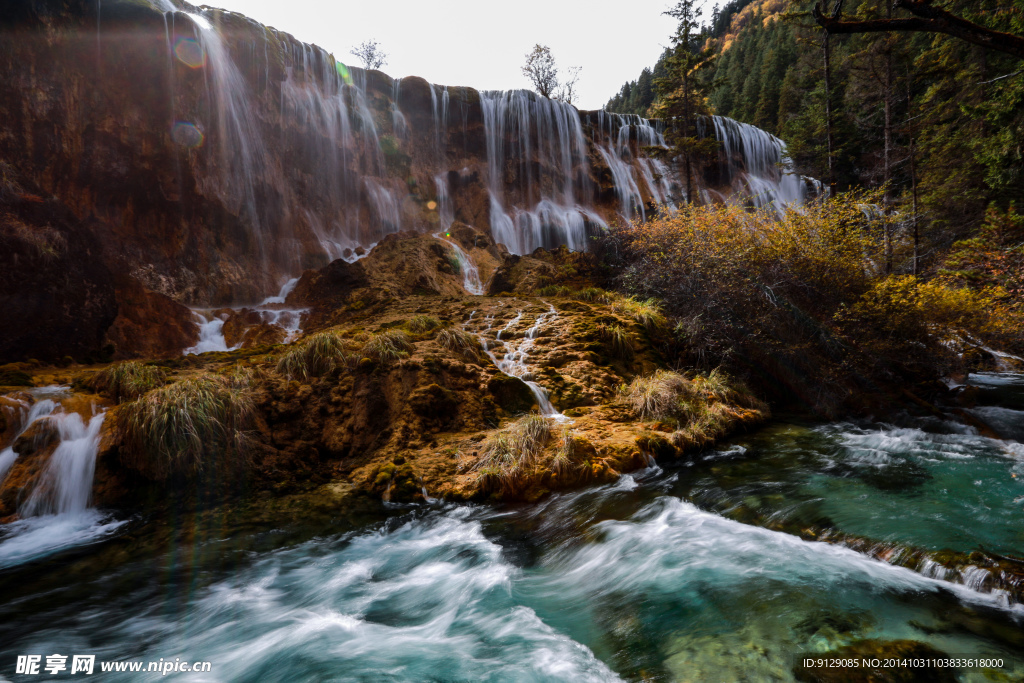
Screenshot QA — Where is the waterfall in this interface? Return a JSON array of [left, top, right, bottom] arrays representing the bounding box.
[[0, 393, 124, 569], [20, 411, 107, 517], [133, 0, 819, 307], [700, 115, 819, 213], [0, 399, 58, 485], [482, 91, 607, 254], [186, 311, 236, 354], [185, 11, 269, 263], [478, 306, 567, 420]]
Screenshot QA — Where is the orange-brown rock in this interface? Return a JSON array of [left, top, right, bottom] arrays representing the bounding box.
[[104, 275, 199, 359], [0, 392, 33, 449]]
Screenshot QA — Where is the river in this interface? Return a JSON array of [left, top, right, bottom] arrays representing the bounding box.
[[0, 373, 1021, 681]]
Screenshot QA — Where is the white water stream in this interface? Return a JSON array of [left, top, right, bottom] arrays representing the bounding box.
[[0, 389, 125, 568]]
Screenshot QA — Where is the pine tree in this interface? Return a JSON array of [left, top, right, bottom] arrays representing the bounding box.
[[653, 0, 720, 203]]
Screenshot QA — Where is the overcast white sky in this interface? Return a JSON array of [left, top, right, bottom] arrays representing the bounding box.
[[203, 0, 710, 110]]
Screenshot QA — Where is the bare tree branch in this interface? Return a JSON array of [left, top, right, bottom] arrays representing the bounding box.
[[812, 0, 1024, 59]]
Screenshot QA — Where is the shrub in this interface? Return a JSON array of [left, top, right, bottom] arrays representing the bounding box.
[[276, 330, 355, 380], [475, 414, 550, 493], [118, 372, 255, 480], [362, 329, 414, 364], [839, 275, 1024, 365], [436, 326, 482, 361], [91, 361, 166, 402]]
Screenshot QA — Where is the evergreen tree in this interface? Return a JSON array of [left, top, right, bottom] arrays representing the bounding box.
[[653, 0, 720, 203]]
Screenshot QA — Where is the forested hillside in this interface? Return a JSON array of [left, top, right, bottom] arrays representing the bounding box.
[[605, 0, 1024, 267]]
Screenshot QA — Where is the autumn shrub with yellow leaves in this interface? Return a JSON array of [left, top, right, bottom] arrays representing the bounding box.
[[603, 193, 1023, 412]]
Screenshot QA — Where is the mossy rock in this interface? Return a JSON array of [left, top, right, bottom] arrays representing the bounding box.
[[793, 640, 956, 682], [0, 367, 33, 387], [487, 374, 537, 414], [13, 417, 60, 456], [409, 383, 459, 421], [635, 432, 675, 460]]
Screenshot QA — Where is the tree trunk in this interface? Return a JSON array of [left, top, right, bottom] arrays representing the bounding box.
[[823, 30, 837, 195], [883, 1, 894, 273]]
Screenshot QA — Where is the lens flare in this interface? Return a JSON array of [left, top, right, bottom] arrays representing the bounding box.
[[174, 38, 205, 68], [335, 60, 353, 85], [171, 122, 204, 148], [426, 201, 437, 211]]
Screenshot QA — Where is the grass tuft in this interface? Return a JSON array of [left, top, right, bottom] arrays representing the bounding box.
[[611, 296, 667, 331], [475, 414, 550, 493], [91, 361, 167, 402], [436, 326, 482, 361], [577, 287, 612, 303], [621, 370, 694, 421], [405, 315, 442, 334], [597, 323, 635, 359], [362, 329, 414, 365], [117, 372, 255, 480], [549, 426, 588, 481], [276, 330, 355, 380]]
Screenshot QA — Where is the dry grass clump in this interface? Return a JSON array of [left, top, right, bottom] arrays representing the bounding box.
[[362, 329, 414, 364], [549, 426, 590, 482], [118, 372, 255, 480], [476, 414, 551, 493], [623, 369, 768, 454], [535, 284, 613, 303], [622, 370, 693, 421], [276, 330, 355, 380], [437, 326, 482, 361], [611, 296, 666, 331], [91, 361, 167, 402], [577, 287, 612, 303], [405, 315, 442, 334], [623, 368, 767, 428], [597, 323, 635, 359]]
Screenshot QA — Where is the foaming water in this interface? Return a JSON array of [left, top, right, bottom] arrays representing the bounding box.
[[0, 404, 126, 568], [3, 377, 1022, 678], [478, 304, 566, 419], [2, 483, 1021, 680], [185, 311, 237, 355], [0, 511, 125, 569]]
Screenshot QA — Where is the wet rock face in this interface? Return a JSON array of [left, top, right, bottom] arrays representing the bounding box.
[[104, 275, 199, 359], [0, 193, 118, 363]]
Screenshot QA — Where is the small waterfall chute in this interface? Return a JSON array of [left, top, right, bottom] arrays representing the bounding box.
[[477, 305, 568, 421], [433, 175, 484, 295], [0, 391, 125, 568]]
